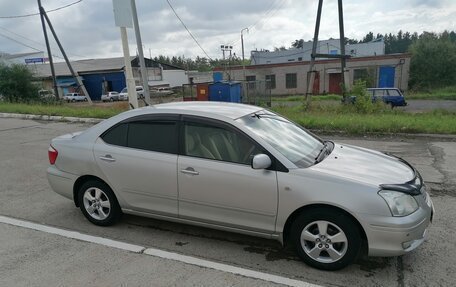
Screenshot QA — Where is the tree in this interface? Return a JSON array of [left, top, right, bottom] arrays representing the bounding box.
[[0, 63, 39, 103], [291, 39, 304, 48], [409, 32, 456, 89]]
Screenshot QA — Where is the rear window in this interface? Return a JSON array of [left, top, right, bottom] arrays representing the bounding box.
[[102, 123, 128, 146], [101, 121, 177, 154]]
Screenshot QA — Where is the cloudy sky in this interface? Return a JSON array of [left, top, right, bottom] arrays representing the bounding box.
[[0, 0, 455, 61]]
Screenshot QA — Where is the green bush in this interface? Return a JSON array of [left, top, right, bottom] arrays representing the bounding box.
[[345, 80, 389, 114], [0, 63, 39, 103]]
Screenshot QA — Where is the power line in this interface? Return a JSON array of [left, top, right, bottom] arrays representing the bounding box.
[[0, 0, 83, 19], [227, 0, 288, 48], [0, 25, 87, 59], [165, 0, 213, 60]]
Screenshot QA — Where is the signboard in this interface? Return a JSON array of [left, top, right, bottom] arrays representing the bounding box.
[[112, 0, 133, 28], [25, 58, 45, 64]]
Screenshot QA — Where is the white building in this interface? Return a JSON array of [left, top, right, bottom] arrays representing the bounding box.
[[251, 39, 385, 65]]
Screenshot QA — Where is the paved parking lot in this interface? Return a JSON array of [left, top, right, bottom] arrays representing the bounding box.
[[0, 117, 455, 287]]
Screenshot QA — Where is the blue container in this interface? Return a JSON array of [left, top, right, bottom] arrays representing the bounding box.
[[213, 72, 223, 82], [209, 81, 241, 103]]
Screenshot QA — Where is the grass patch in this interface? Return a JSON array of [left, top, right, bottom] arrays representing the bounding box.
[[1, 101, 455, 135], [272, 94, 341, 102], [407, 86, 456, 100], [272, 104, 456, 135], [0, 102, 128, 119]]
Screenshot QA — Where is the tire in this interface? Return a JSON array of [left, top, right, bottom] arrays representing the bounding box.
[[110, 98, 114, 102], [77, 180, 122, 226], [290, 208, 361, 271]]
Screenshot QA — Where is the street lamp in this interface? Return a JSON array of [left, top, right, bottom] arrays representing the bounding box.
[[241, 28, 249, 62]]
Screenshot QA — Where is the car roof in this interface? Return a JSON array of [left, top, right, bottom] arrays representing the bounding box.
[[152, 101, 263, 120]]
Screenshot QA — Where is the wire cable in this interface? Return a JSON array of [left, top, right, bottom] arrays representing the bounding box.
[[0, 0, 83, 19], [165, 0, 213, 60]]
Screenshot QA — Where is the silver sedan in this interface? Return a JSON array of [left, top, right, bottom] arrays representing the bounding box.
[[47, 102, 434, 270]]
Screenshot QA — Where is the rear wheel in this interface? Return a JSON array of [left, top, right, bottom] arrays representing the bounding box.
[[78, 180, 122, 226], [290, 208, 361, 270]]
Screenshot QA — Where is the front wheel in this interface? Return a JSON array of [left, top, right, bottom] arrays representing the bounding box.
[[78, 180, 122, 226], [290, 208, 361, 270]]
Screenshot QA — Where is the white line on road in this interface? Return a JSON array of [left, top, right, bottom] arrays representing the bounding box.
[[0, 215, 322, 287]]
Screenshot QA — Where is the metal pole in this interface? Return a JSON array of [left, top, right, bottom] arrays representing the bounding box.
[[37, 0, 59, 100], [120, 27, 138, 109], [306, 0, 323, 107], [241, 28, 248, 81], [131, 0, 150, 105], [42, 10, 93, 104], [338, 0, 347, 99]]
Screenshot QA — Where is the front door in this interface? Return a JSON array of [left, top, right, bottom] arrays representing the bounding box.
[[177, 117, 278, 233]]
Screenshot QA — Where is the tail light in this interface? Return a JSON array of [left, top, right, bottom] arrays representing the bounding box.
[[48, 145, 58, 165]]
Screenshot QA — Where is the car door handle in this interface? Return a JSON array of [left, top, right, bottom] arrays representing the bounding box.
[[99, 155, 116, 162], [180, 167, 199, 175]]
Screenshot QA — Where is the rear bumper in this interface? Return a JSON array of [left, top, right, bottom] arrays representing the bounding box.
[[359, 199, 433, 257], [47, 166, 77, 201]]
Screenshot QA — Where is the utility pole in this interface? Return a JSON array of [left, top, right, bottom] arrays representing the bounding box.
[[113, 0, 138, 109], [241, 28, 248, 81], [41, 10, 92, 104], [305, 0, 350, 108], [37, 0, 58, 100], [120, 27, 138, 109], [130, 0, 150, 105], [305, 0, 323, 108]]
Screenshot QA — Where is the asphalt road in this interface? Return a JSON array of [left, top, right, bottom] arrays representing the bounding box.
[[0, 118, 455, 287]]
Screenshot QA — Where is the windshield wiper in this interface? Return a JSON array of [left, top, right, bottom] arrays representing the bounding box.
[[314, 141, 332, 164]]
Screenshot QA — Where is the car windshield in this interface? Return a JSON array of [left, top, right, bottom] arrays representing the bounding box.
[[121, 88, 127, 93], [238, 110, 324, 168]]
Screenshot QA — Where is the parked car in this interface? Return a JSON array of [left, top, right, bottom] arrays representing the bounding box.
[[151, 87, 174, 95], [101, 91, 120, 102], [64, 93, 87, 103], [347, 88, 407, 107], [119, 86, 144, 101], [368, 88, 407, 107], [47, 102, 433, 270]]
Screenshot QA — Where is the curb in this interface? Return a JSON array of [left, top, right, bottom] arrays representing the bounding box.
[[1, 112, 455, 140], [0, 112, 103, 124]]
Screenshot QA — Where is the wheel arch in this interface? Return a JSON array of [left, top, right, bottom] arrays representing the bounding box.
[[73, 175, 113, 207], [282, 204, 367, 247]]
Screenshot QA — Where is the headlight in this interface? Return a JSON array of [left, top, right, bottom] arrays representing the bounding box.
[[379, 190, 419, 217]]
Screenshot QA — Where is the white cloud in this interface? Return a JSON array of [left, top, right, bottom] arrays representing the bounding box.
[[0, 0, 454, 61]]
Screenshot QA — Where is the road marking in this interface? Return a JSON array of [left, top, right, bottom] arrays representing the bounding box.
[[0, 215, 145, 253], [0, 215, 322, 287]]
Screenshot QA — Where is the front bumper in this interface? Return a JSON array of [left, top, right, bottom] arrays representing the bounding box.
[[359, 196, 434, 257]]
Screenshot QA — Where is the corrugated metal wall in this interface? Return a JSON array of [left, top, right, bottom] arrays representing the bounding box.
[[82, 72, 125, 101]]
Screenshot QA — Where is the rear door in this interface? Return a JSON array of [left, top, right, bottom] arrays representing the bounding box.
[[93, 115, 179, 216]]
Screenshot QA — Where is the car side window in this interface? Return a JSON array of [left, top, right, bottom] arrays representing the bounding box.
[[101, 123, 128, 146], [127, 121, 177, 154], [184, 121, 261, 165]]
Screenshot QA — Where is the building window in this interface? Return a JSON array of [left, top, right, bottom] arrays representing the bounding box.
[[285, 73, 297, 89], [265, 75, 276, 89], [246, 75, 256, 90], [298, 57, 303, 61]]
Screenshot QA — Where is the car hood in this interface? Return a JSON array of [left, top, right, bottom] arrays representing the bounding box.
[[307, 143, 415, 187]]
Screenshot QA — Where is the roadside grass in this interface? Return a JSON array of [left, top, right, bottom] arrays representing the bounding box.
[[1, 101, 455, 135], [407, 86, 456, 100], [0, 102, 128, 119], [272, 94, 341, 102], [272, 104, 456, 135]]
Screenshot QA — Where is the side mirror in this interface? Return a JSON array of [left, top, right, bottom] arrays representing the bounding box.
[[251, 154, 272, 169]]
